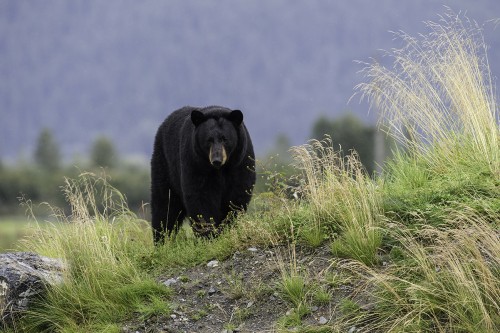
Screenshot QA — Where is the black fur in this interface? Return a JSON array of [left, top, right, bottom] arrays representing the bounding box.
[[151, 106, 255, 243]]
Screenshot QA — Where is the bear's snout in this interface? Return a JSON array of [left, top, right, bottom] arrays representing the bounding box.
[[209, 144, 227, 169]]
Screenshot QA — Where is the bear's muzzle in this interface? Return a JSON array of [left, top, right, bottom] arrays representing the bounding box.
[[209, 144, 227, 169]]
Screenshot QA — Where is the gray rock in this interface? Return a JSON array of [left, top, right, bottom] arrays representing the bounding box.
[[162, 278, 178, 286], [207, 260, 219, 268], [0, 252, 64, 326], [318, 316, 328, 325]]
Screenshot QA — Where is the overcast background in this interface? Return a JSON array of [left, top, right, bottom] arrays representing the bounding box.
[[1, 0, 499, 162]]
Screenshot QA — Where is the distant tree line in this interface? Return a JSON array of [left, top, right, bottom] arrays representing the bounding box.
[[0, 128, 149, 216], [256, 113, 394, 194], [32, 128, 119, 172], [0, 114, 392, 216], [310, 114, 388, 175]]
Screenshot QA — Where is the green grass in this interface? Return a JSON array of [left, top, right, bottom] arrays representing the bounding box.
[[278, 273, 309, 308], [0, 217, 40, 252], [15, 175, 172, 333], [345, 10, 500, 333], [341, 213, 499, 332], [291, 139, 382, 265], [5, 10, 499, 333]]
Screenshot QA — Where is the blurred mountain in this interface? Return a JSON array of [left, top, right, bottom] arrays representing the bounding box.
[[1, 0, 499, 161]]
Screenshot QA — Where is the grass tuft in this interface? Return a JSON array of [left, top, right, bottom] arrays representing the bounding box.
[[343, 10, 500, 332], [342, 209, 499, 332], [291, 138, 382, 265], [18, 173, 169, 332], [355, 10, 499, 176]]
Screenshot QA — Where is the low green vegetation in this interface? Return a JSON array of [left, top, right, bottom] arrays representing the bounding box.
[[0, 132, 150, 217], [0, 218, 33, 252], [16, 176, 168, 332], [291, 139, 383, 265], [4, 11, 499, 333]]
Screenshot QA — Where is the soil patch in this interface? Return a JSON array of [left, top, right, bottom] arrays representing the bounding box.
[[122, 244, 358, 333]]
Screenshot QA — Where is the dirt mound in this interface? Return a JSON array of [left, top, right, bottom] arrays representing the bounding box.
[[122, 244, 355, 333]]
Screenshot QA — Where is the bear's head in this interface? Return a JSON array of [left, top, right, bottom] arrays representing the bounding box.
[[191, 109, 243, 169]]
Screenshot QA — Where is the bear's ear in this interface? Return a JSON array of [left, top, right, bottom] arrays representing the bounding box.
[[228, 110, 243, 126], [191, 110, 205, 126]]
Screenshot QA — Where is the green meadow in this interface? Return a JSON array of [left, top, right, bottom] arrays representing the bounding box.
[[0, 218, 34, 252]]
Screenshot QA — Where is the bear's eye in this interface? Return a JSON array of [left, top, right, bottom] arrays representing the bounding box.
[[220, 135, 227, 142], [208, 138, 215, 144]]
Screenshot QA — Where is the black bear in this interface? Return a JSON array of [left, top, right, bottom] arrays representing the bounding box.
[[151, 106, 255, 243]]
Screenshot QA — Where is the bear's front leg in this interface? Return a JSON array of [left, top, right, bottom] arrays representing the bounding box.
[[183, 184, 223, 238], [151, 186, 186, 244]]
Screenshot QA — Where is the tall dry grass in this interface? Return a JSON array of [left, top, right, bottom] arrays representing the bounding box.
[[341, 10, 500, 332], [19, 173, 165, 332], [290, 137, 382, 265], [342, 206, 499, 332], [355, 10, 499, 175]]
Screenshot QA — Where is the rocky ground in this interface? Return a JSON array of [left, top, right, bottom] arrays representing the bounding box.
[[122, 244, 361, 333]]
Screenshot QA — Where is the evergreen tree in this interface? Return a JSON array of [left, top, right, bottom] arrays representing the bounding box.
[[34, 128, 61, 171], [90, 136, 117, 168], [311, 114, 375, 174]]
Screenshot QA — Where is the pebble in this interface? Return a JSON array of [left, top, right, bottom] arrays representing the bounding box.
[[162, 278, 178, 287], [247, 247, 258, 252], [348, 326, 357, 333], [318, 316, 328, 325], [208, 287, 217, 295], [207, 260, 219, 268]]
